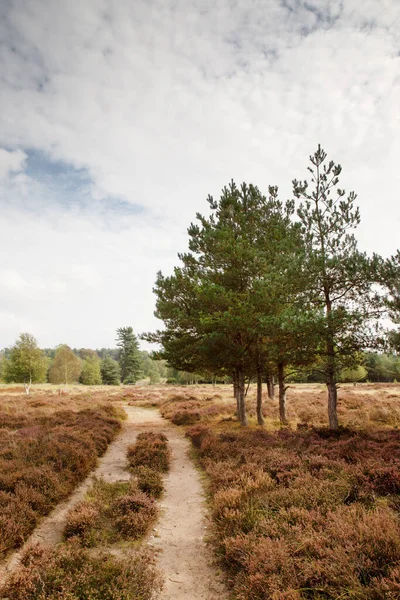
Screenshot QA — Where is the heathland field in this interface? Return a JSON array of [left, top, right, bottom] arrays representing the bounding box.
[[0, 383, 400, 599]]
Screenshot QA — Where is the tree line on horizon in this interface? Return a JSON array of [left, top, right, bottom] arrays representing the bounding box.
[[144, 145, 400, 429], [0, 327, 167, 393]]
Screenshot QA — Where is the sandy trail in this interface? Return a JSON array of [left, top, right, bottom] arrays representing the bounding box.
[[153, 429, 229, 600], [0, 404, 229, 599]]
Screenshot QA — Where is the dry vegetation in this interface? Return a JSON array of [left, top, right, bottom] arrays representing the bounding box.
[[2, 383, 400, 599], [124, 382, 400, 599], [65, 430, 170, 546], [124, 382, 400, 429], [0, 388, 124, 557], [0, 540, 161, 600], [1, 422, 169, 599]]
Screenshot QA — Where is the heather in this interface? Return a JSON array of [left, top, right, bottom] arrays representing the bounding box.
[[186, 424, 400, 599], [0, 540, 161, 600], [65, 477, 158, 546], [0, 396, 122, 555], [65, 430, 169, 547], [124, 383, 400, 429], [127, 430, 171, 472]]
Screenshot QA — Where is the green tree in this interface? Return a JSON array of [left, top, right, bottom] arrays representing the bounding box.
[[80, 355, 102, 385], [100, 356, 121, 385], [0, 350, 5, 382], [116, 327, 142, 383], [48, 345, 82, 386], [3, 333, 48, 394], [146, 182, 300, 425], [148, 364, 161, 384], [340, 365, 368, 383], [293, 145, 386, 428]]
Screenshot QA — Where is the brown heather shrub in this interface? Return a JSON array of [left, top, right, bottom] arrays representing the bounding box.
[[171, 409, 201, 425], [0, 540, 162, 600], [132, 465, 164, 498], [127, 431, 170, 472], [186, 423, 400, 598], [64, 501, 101, 546], [65, 477, 158, 546], [0, 492, 37, 554], [186, 424, 213, 448], [113, 491, 157, 538], [0, 406, 121, 555]]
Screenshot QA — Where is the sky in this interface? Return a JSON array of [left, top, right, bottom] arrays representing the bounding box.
[[1, 0, 400, 351]]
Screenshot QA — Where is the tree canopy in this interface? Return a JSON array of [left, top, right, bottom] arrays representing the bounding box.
[[116, 327, 142, 384], [146, 147, 398, 428], [3, 333, 48, 394], [48, 345, 82, 385]]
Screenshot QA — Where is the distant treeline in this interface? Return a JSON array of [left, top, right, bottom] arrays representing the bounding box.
[[1, 333, 399, 389], [0, 328, 168, 389]]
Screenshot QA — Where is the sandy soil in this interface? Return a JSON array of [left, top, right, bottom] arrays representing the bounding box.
[[0, 404, 229, 599], [153, 429, 229, 600]]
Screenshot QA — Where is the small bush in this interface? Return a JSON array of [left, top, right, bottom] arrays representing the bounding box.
[[64, 501, 101, 546], [171, 410, 201, 425], [0, 540, 162, 600], [127, 431, 170, 472], [133, 465, 164, 498], [113, 491, 157, 539]]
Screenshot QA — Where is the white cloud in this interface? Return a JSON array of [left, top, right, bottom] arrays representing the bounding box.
[[0, 0, 399, 348], [0, 149, 27, 179]]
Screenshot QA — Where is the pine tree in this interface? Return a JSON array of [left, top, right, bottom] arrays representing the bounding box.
[[100, 356, 121, 385], [145, 182, 300, 425], [116, 327, 142, 383], [293, 145, 386, 429]]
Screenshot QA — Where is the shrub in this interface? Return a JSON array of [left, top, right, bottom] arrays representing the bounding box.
[[171, 409, 201, 425], [132, 465, 164, 498], [187, 424, 400, 598], [113, 491, 157, 539], [0, 405, 121, 554], [127, 432, 170, 472], [64, 501, 101, 546], [0, 541, 162, 600], [65, 477, 158, 546]]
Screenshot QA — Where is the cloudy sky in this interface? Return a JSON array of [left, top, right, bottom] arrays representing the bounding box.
[[1, 0, 399, 350]]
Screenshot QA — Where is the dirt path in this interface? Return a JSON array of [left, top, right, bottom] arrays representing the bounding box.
[[0, 405, 229, 599], [153, 428, 229, 600]]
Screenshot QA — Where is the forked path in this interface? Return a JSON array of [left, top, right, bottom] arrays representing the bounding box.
[[0, 405, 156, 580], [0, 405, 229, 599]]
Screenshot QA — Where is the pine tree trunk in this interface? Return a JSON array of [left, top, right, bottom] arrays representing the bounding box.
[[233, 372, 240, 417], [237, 368, 248, 426], [326, 361, 339, 429], [325, 300, 339, 430], [266, 372, 275, 399], [256, 366, 264, 426], [277, 362, 288, 425]]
